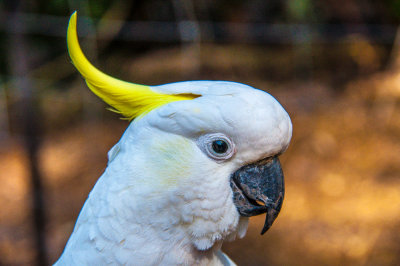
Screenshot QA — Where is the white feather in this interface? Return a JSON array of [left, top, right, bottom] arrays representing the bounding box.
[[55, 81, 292, 265]]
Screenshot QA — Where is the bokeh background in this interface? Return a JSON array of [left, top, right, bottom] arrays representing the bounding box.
[[1, 0, 400, 265]]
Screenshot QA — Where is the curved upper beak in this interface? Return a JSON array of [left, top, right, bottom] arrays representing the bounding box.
[[230, 156, 284, 235]]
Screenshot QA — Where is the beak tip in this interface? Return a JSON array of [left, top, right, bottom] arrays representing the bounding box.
[[260, 226, 269, 235], [260, 216, 272, 235], [260, 203, 282, 235]]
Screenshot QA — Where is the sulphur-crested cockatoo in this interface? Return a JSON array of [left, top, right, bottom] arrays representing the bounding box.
[[55, 12, 292, 266]]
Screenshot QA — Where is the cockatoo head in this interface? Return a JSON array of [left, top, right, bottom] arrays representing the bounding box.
[[67, 12, 292, 251]]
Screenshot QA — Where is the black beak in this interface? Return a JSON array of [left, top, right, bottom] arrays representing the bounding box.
[[230, 156, 284, 235]]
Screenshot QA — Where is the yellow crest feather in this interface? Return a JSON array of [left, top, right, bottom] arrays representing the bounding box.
[[67, 12, 197, 120]]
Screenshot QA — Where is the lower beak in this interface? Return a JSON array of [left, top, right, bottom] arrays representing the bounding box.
[[230, 156, 284, 235]]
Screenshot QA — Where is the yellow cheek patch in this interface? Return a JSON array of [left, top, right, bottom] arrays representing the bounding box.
[[67, 12, 199, 120], [149, 136, 194, 186]]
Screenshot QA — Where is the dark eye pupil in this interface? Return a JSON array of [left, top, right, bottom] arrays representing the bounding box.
[[212, 140, 228, 154]]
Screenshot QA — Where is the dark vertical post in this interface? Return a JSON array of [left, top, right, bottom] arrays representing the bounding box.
[[5, 1, 48, 265]]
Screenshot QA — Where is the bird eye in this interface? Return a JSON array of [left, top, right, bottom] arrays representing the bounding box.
[[197, 133, 235, 161], [212, 140, 228, 154]]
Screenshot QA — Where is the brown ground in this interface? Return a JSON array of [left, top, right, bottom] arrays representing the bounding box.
[[1, 44, 399, 265]]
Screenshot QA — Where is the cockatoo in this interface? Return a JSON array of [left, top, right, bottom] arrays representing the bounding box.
[[55, 12, 292, 266]]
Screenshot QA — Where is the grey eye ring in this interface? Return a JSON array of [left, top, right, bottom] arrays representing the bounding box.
[[197, 133, 235, 161]]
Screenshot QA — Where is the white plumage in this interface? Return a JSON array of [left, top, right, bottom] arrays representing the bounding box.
[[56, 13, 292, 265], [56, 81, 291, 265]]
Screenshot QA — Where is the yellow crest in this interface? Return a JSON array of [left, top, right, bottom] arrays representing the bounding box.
[[67, 12, 198, 120]]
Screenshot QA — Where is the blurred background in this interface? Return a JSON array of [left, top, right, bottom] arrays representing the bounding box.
[[1, 0, 400, 265]]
